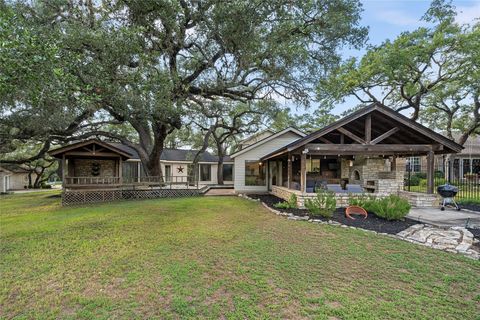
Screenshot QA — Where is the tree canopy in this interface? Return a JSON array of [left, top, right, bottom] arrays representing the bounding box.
[[316, 0, 480, 145], [1, 0, 367, 176]]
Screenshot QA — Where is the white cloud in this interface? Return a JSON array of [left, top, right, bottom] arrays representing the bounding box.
[[455, 2, 480, 25], [374, 9, 428, 27]]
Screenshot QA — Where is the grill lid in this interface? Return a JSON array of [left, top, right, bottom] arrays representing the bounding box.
[[437, 184, 458, 193]]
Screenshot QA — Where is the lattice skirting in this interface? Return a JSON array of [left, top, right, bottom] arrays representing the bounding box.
[[62, 189, 202, 206]]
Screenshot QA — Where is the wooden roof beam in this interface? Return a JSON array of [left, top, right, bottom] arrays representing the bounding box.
[[371, 127, 400, 145], [337, 127, 365, 144], [305, 143, 442, 154], [318, 136, 333, 144]]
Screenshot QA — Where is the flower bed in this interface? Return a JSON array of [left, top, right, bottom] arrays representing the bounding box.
[[248, 194, 418, 235]]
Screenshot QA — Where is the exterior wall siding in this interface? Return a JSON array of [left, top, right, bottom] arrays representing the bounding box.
[[233, 131, 302, 193]]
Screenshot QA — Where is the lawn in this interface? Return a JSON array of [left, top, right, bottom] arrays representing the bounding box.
[[1, 192, 479, 319]]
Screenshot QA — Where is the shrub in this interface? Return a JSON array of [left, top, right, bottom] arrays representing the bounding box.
[[434, 170, 445, 179], [419, 178, 446, 188], [348, 193, 376, 212], [413, 172, 427, 179], [405, 175, 421, 186], [370, 195, 411, 221], [305, 190, 336, 218], [274, 194, 297, 209]]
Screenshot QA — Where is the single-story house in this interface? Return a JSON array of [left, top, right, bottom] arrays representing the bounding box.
[[50, 103, 463, 207], [49, 140, 233, 189], [230, 103, 463, 207], [0, 164, 30, 193]]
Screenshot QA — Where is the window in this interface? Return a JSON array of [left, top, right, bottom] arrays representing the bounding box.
[[245, 161, 266, 186], [306, 158, 321, 173], [122, 162, 139, 183], [473, 159, 480, 174], [164, 165, 171, 182], [200, 164, 211, 181], [406, 157, 421, 172], [223, 164, 233, 181]]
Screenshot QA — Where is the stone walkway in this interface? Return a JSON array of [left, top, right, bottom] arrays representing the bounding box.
[[397, 224, 479, 259], [408, 207, 480, 228]]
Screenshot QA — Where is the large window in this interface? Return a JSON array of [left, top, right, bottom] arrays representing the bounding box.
[[200, 164, 211, 181], [245, 161, 266, 186], [122, 162, 139, 183], [406, 157, 421, 172], [223, 164, 233, 181]]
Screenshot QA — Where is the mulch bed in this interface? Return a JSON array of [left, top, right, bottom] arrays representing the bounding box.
[[458, 202, 480, 212], [248, 194, 419, 235]]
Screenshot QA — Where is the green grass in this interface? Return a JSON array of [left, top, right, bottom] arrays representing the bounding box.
[[1, 192, 479, 319]]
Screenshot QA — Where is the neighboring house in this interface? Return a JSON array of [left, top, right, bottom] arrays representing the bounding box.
[[0, 164, 30, 193], [49, 140, 233, 189], [406, 134, 480, 180]]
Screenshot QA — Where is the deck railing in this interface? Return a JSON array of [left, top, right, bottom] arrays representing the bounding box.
[[64, 175, 198, 189], [64, 176, 121, 186]]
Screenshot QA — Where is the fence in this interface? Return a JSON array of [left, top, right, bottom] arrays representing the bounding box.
[[62, 188, 205, 206], [404, 163, 480, 200]]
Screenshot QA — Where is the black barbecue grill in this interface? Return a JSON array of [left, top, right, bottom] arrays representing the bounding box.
[[437, 184, 461, 211]]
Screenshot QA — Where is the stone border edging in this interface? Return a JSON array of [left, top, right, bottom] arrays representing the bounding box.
[[239, 194, 479, 260]]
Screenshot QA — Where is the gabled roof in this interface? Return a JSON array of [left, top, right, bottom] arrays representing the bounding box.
[[260, 103, 463, 160], [111, 143, 231, 162], [49, 139, 134, 159], [50, 139, 231, 162], [230, 127, 306, 158], [0, 163, 30, 174], [239, 129, 275, 145]]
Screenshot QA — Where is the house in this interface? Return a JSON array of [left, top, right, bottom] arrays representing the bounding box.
[[230, 127, 306, 193], [49, 140, 233, 189], [50, 103, 463, 206], [406, 134, 480, 180], [230, 103, 462, 207], [0, 164, 30, 193]]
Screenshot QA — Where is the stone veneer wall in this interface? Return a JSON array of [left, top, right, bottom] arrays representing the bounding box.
[[72, 159, 117, 177], [343, 156, 405, 194], [398, 190, 440, 207], [271, 186, 361, 208]]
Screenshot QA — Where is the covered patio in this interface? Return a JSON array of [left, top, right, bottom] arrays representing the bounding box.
[[261, 104, 463, 207]]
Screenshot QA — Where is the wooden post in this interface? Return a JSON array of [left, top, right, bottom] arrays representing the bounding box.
[[119, 157, 123, 185], [62, 154, 66, 188], [427, 150, 434, 194], [300, 152, 306, 193], [137, 162, 141, 183], [365, 114, 371, 144], [287, 153, 292, 189], [340, 133, 344, 144]]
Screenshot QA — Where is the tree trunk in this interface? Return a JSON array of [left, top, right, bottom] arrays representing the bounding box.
[[216, 143, 225, 185], [192, 127, 214, 182], [27, 172, 33, 189]]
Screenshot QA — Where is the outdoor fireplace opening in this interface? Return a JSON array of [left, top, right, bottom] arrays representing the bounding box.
[[352, 169, 360, 181]]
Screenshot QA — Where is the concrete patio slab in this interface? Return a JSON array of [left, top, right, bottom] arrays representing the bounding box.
[[408, 207, 480, 228], [204, 188, 236, 196]]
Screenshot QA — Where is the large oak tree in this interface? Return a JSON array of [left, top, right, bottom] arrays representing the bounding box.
[[1, 0, 367, 176], [317, 0, 479, 145]]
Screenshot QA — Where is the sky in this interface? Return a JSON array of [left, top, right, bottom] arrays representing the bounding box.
[[290, 0, 480, 115]]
